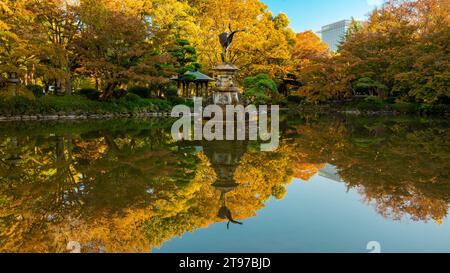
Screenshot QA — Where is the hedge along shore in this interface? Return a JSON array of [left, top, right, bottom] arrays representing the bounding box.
[[0, 111, 173, 122]]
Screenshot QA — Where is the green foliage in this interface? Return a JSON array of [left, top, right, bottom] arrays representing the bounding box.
[[243, 74, 279, 105], [78, 88, 101, 101], [128, 86, 152, 99], [124, 93, 141, 102], [287, 95, 305, 104], [354, 78, 388, 95], [244, 74, 278, 93], [273, 98, 288, 107], [0, 95, 174, 115], [167, 96, 194, 108], [339, 17, 362, 49], [422, 104, 450, 115], [392, 102, 419, 114], [26, 85, 44, 98], [178, 73, 196, 81], [242, 88, 270, 106], [169, 38, 201, 75], [356, 96, 385, 112], [112, 88, 127, 99], [149, 99, 172, 111]]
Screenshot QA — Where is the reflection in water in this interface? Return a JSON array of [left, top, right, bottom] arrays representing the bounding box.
[[0, 114, 449, 252], [202, 141, 247, 229]]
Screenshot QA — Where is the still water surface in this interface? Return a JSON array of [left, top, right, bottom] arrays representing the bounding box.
[[0, 113, 449, 253]]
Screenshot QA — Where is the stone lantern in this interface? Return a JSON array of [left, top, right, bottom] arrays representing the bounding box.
[[8, 72, 20, 96]]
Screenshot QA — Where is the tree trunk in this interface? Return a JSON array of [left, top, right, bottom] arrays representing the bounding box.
[[102, 81, 118, 100], [65, 74, 72, 96]]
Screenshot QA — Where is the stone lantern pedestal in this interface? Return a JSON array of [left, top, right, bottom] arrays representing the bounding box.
[[212, 63, 241, 106]]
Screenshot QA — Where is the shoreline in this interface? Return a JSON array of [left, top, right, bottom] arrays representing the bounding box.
[[0, 106, 449, 123], [0, 111, 173, 122]]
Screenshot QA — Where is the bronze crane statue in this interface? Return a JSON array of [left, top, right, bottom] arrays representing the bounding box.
[[219, 24, 245, 63]]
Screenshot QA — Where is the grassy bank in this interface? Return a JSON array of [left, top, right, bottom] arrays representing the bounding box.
[[283, 96, 450, 116], [0, 94, 192, 116], [342, 96, 450, 115], [1, 93, 449, 118]]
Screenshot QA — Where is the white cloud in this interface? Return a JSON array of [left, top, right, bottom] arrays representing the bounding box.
[[367, 0, 383, 6]]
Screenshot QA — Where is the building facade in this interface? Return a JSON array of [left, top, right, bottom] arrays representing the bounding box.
[[319, 20, 351, 52]]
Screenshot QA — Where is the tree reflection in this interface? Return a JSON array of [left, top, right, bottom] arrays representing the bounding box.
[[288, 114, 450, 223], [0, 115, 449, 252]]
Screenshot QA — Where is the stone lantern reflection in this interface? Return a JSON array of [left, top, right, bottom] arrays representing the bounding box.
[[5, 137, 22, 166]]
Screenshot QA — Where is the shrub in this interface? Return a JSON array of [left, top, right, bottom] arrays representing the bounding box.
[[356, 96, 385, 111], [38, 95, 118, 114], [78, 88, 101, 100], [26, 84, 45, 98], [426, 104, 450, 114], [0, 96, 36, 115], [354, 77, 388, 96], [148, 98, 172, 111], [243, 88, 271, 106], [287, 95, 305, 104], [124, 93, 141, 102], [436, 96, 450, 105], [273, 98, 288, 107], [164, 88, 178, 98], [392, 102, 418, 114], [243, 73, 279, 105], [168, 96, 189, 106], [365, 96, 383, 104], [243, 74, 278, 93], [112, 88, 127, 99], [128, 86, 152, 98], [0, 94, 178, 116], [383, 97, 396, 104]]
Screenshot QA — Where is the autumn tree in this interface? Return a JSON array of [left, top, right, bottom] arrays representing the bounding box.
[[27, 0, 82, 95], [339, 0, 450, 103], [0, 0, 39, 94], [187, 0, 295, 77], [75, 0, 173, 99], [291, 31, 351, 102], [293, 31, 329, 65], [146, 0, 199, 41], [293, 0, 449, 104], [339, 17, 362, 48]]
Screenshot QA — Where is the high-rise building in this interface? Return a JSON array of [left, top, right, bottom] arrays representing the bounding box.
[[319, 20, 351, 52]]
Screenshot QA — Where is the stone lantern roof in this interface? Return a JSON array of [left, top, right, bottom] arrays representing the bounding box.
[[213, 62, 240, 72]]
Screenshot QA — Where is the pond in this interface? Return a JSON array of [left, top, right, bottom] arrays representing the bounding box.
[[0, 112, 449, 253]]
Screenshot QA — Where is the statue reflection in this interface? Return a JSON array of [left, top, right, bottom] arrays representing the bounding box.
[[216, 185, 243, 229], [202, 140, 248, 229]]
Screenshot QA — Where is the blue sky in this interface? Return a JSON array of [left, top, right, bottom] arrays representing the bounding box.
[[262, 0, 384, 32]]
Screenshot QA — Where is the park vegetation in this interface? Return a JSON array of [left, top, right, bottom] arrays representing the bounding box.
[[0, 0, 449, 114]]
